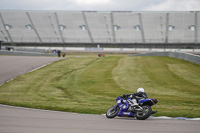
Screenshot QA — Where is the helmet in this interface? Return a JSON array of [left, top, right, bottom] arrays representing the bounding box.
[[137, 88, 145, 93]]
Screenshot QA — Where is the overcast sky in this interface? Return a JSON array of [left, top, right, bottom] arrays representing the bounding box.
[[0, 0, 200, 11]]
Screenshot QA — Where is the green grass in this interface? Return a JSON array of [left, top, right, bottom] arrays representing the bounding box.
[[0, 54, 200, 118]]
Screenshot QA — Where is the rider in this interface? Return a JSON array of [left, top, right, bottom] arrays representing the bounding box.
[[123, 88, 148, 107]]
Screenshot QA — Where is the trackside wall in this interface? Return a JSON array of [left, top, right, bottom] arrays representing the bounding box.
[[0, 50, 55, 56], [130, 52, 200, 64]]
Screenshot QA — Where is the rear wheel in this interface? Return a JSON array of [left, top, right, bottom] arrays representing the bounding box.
[[106, 106, 119, 118], [135, 105, 152, 120]]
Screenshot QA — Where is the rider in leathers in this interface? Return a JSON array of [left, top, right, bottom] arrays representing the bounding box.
[[123, 88, 148, 107]]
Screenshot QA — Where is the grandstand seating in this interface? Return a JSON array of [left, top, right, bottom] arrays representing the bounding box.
[[0, 11, 199, 44], [197, 12, 200, 43]]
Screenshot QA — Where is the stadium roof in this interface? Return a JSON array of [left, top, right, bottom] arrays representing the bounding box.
[[0, 0, 200, 11]]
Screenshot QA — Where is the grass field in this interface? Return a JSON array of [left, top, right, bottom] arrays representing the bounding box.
[[0, 54, 200, 118]]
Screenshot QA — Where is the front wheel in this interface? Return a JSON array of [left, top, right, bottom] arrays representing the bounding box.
[[106, 105, 119, 118], [135, 105, 152, 120]]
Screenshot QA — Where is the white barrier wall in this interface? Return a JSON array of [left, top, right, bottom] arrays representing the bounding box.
[[0, 50, 55, 56], [2, 46, 200, 53], [131, 51, 200, 64]]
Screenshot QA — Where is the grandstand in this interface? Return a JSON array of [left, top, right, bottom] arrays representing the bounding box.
[[0, 10, 200, 49]]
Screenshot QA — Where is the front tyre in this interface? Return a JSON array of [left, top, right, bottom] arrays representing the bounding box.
[[106, 105, 119, 118], [135, 105, 152, 120]]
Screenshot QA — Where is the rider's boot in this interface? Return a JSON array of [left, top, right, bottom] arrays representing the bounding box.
[[131, 99, 139, 107], [130, 99, 143, 111]]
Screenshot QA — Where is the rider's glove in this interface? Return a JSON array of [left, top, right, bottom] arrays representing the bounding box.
[[123, 94, 127, 98], [130, 94, 136, 99]]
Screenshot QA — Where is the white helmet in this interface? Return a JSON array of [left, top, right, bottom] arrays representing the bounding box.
[[137, 88, 145, 93]]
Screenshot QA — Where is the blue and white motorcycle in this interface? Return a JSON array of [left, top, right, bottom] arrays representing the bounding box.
[[106, 96, 158, 120]]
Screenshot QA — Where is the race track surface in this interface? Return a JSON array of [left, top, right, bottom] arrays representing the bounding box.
[[0, 105, 200, 133], [0, 56, 62, 84]]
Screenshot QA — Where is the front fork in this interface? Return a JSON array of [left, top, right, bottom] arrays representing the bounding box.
[[113, 105, 118, 110]]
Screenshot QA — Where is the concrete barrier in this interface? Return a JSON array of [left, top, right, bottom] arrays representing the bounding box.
[[130, 52, 200, 65], [0, 50, 56, 57]]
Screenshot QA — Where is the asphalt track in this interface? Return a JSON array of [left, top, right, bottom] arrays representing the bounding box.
[[0, 56, 200, 133], [0, 56, 62, 84], [0, 105, 200, 133]]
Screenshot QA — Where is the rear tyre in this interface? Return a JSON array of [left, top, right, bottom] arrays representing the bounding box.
[[106, 106, 119, 118], [135, 105, 152, 120]]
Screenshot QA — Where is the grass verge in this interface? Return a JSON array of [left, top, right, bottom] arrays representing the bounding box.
[[0, 54, 199, 117]]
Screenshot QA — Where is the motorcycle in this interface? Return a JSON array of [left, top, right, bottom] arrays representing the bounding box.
[[106, 95, 158, 120]]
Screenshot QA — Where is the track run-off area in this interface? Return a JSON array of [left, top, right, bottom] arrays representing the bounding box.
[[0, 55, 199, 133]]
